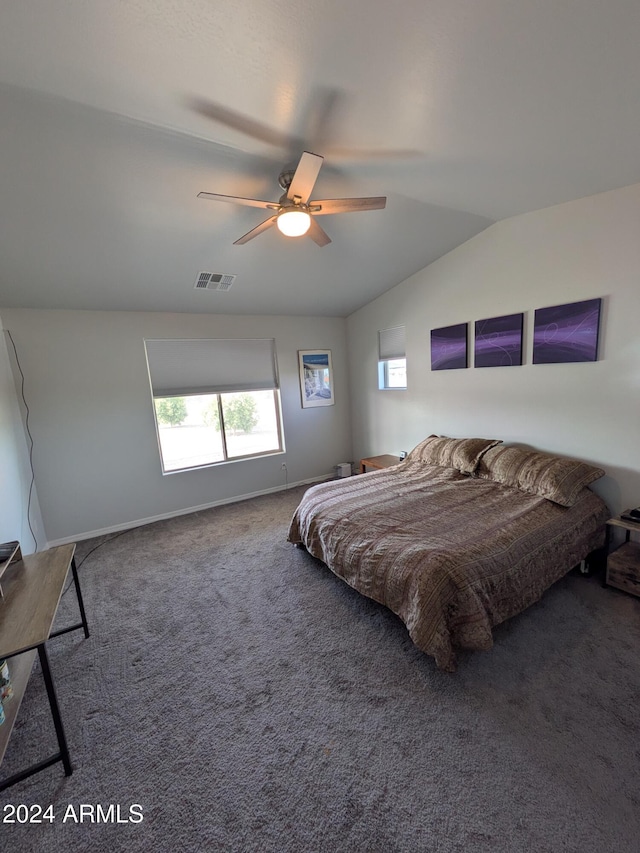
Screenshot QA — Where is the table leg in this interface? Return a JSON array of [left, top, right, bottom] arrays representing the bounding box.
[[70, 557, 90, 639], [38, 644, 73, 777], [49, 556, 90, 641]]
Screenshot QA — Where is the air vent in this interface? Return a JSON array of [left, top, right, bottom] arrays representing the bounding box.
[[194, 272, 236, 291]]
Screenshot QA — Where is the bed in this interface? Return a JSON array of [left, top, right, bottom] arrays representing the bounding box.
[[287, 436, 609, 670]]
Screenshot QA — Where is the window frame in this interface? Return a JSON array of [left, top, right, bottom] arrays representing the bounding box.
[[151, 388, 285, 475], [216, 388, 285, 464], [144, 337, 285, 475], [377, 325, 407, 391], [378, 357, 407, 391]]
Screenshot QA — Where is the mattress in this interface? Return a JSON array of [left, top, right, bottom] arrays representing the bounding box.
[[288, 460, 609, 670]]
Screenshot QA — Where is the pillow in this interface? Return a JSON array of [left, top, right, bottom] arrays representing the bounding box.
[[405, 435, 502, 475], [476, 445, 605, 506]]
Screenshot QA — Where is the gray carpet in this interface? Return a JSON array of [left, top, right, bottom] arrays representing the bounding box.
[[1, 485, 639, 852]]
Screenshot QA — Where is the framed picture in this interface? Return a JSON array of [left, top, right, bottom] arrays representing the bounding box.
[[533, 298, 601, 364], [474, 313, 524, 367], [298, 350, 335, 408], [431, 323, 468, 370]]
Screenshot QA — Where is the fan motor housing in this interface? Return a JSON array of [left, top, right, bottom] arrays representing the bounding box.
[[278, 168, 297, 192], [278, 195, 309, 212]]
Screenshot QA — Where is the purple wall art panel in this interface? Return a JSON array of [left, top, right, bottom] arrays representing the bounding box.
[[533, 298, 601, 364], [474, 313, 524, 367], [431, 323, 468, 370]]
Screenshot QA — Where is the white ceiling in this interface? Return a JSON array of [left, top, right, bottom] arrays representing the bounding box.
[[1, 0, 640, 317]]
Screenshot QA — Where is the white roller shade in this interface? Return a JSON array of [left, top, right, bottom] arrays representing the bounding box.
[[144, 338, 279, 397], [378, 326, 406, 360]]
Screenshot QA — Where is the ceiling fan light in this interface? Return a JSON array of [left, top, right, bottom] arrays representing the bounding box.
[[277, 210, 311, 237]]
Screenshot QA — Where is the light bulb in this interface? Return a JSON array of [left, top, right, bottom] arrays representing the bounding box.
[[277, 210, 311, 237]]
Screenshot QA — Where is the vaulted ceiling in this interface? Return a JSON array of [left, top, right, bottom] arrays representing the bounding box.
[[1, 1, 640, 317]]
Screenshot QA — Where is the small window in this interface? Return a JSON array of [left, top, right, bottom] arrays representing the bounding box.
[[378, 326, 407, 390], [382, 358, 407, 389], [145, 338, 284, 473]]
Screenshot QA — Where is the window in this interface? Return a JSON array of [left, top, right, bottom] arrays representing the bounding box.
[[378, 326, 406, 390], [145, 338, 284, 473], [382, 358, 407, 389]]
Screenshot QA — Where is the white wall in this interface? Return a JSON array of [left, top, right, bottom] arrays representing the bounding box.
[[0, 324, 46, 553], [0, 309, 351, 543], [3, 182, 639, 544], [347, 182, 640, 515]]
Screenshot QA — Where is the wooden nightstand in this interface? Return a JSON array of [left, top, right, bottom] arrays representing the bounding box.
[[359, 454, 401, 473], [604, 514, 640, 598]]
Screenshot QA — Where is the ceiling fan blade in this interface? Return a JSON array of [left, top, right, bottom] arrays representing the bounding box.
[[300, 88, 341, 154], [189, 98, 297, 151], [307, 217, 331, 247], [321, 147, 422, 163], [233, 216, 278, 245], [310, 197, 387, 215], [287, 152, 324, 204], [198, 191, 278, 210]]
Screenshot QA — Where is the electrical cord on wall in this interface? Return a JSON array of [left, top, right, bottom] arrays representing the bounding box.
[[5, 330, 38, 551], [5, 330, 133, 592]]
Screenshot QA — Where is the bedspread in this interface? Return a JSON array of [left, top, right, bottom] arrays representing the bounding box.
[[287, 461, 609, 670]]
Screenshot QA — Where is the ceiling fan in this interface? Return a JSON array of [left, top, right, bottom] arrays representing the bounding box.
[[197, 151, 386, 247]]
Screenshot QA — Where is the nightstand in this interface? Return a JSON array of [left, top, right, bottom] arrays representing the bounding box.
[[604, 514, 640, 598], [359, 454, 401, 473]]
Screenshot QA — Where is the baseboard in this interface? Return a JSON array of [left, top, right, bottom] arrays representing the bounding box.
[[45, 475, 328, 547]]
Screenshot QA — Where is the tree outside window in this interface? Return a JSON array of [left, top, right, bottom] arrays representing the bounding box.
[[155, 397, 187, 427]]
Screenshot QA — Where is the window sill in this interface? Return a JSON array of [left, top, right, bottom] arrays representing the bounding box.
[[161, 448, 285, 475]]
